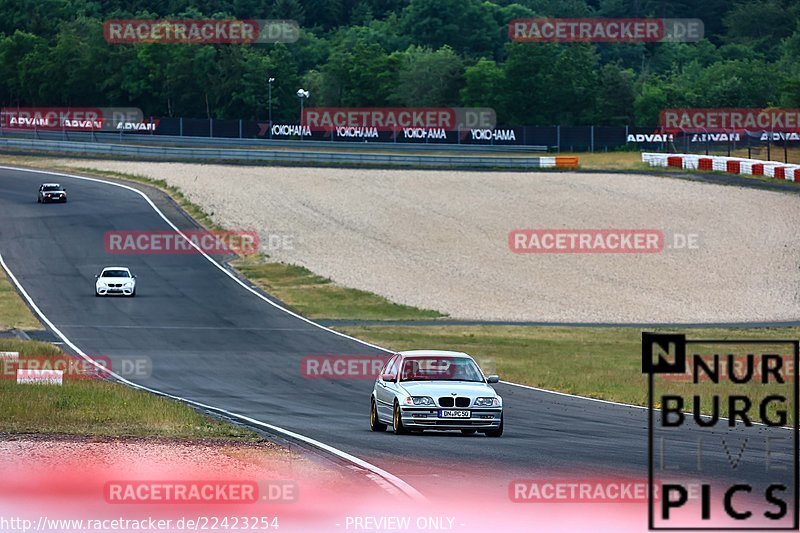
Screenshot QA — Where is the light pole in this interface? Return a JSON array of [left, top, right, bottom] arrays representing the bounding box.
[[296, 89, 310, 139], [268, 77, 275, 139]]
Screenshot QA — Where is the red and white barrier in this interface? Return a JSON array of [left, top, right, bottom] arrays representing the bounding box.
[[642, 153, 800, 181], [17, 369, 63, 385], [539, 156, 580, 168]]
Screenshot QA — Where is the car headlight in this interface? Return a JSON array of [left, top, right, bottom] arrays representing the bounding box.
[[405, 396, 435, 406], [475, 397, 500, 407], [123, 282, 133, 287]]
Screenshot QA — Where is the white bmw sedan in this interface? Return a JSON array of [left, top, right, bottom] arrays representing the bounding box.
[[95, 267, 137, 297], [370, 350, 503, 437]]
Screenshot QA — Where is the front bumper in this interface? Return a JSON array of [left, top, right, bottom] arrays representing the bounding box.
[[399, 406, 502, 430], [96, 286, 134, 296], [42, 195, 66, 202]]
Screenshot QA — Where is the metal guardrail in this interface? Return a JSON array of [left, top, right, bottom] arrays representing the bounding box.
[[0, 128, 548, 153], [0, 138, 551, 169]]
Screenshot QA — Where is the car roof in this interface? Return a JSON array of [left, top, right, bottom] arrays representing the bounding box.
[[398, 350, 472, 359], [41, 183, 61, 187], [101, 266, 131, 271]]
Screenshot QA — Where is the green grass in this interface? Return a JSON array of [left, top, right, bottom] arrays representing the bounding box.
[[234, 256, 445, 320], [0, 267, 43, 331], [340, 325, 798, 422], [0, 339, 262, 440]]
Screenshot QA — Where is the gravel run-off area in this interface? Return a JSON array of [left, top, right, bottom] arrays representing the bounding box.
[[53, 160, 800, 323]]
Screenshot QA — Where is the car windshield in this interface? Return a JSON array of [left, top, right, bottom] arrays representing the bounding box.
[[102, 270, 130, 278], [42, 185, 61, 191], [399, 357, 484, 382]]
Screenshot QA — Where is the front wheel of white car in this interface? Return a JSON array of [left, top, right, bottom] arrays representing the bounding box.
[[370, 398, 387, 432], [392, 401, 409, 435]]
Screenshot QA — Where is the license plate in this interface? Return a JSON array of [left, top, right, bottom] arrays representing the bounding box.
[[439, 410, 470, 418]]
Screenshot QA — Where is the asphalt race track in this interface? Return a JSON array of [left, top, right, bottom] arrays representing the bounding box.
[[0, 166, 794, 509]]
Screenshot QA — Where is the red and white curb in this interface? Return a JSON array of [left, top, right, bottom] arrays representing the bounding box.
[[643, 153, 800, 181]]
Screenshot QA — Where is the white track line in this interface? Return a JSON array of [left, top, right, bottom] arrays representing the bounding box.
[[0, 166, 424, 502]]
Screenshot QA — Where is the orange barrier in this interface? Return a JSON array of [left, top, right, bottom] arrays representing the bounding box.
[[554, 156, 579, 168]]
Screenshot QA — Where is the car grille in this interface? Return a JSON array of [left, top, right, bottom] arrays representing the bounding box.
[[108, 283, 122, 288], [438, 397, 471, 407]]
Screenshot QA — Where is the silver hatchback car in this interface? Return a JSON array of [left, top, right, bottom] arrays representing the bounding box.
[[370, 350, 503, 437]]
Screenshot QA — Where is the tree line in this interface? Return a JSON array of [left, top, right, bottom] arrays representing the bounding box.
[[0, 0, 798, 126]]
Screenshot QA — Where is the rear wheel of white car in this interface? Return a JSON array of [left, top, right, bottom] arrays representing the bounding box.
[[484, 416, 503, 438], [392, 401, 409, 435], [370, 398, 387, 432]]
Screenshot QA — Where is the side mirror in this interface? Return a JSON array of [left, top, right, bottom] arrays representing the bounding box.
[[132, 275, 137, 279], [380, 373, 395, 382], [486, 375, 500, 384], [94, 275, 99, 278]]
